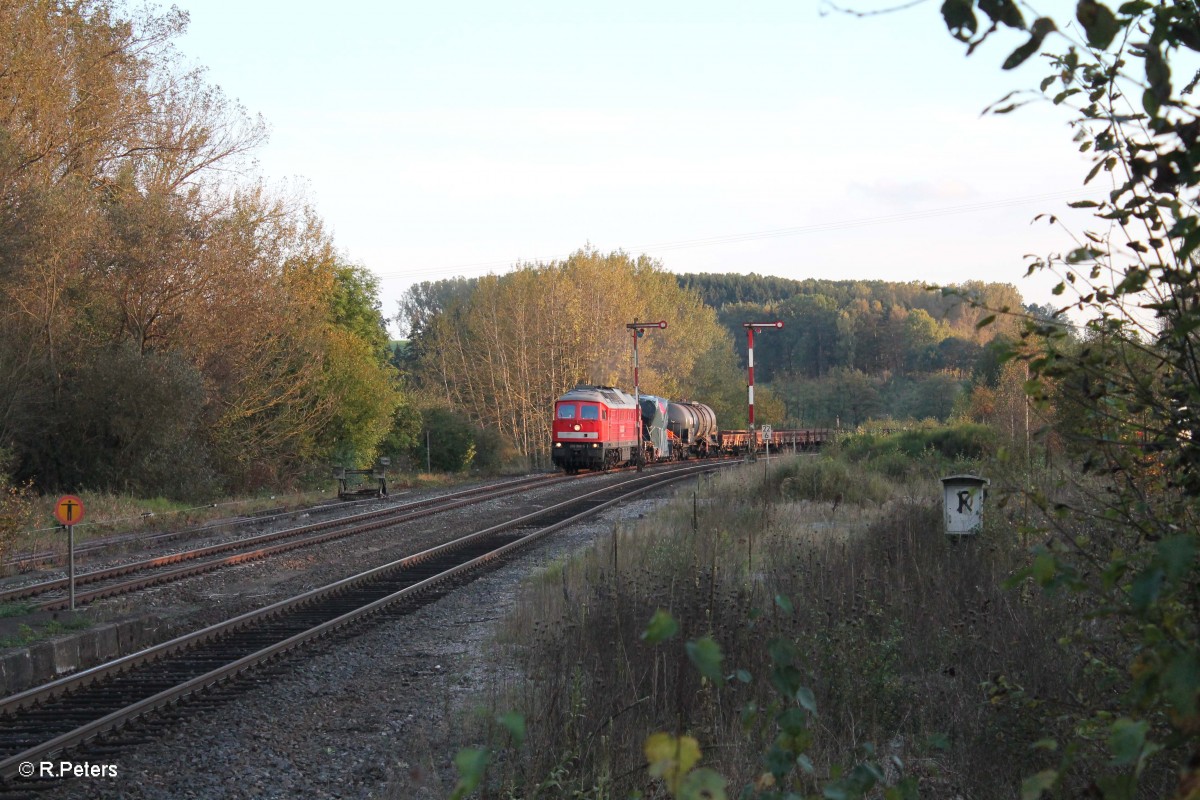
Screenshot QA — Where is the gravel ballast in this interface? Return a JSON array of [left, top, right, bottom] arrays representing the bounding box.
[[17, 490, 674, 800]]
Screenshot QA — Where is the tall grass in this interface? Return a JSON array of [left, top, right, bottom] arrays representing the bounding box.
[[473, 455, 1092, 798]]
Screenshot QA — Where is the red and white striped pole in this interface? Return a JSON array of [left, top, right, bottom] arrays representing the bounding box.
[[747, 327, 756, 428], [626, 320, 667, 470], [743, 321, 783, 459]]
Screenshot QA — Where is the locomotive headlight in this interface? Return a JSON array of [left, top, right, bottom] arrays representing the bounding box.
[[555, 442, 562, 447], [573, 424, 581, 431]]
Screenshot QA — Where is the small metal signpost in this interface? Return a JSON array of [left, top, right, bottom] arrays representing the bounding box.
[[54, 495, 85, 610], [761, 425, 773, 461]]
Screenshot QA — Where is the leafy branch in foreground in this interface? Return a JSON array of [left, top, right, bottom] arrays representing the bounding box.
[[637, 607, 918, 800], [927, 1, 1200, 796]]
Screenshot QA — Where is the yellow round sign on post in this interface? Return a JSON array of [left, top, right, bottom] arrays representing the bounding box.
[[54, 495, 85, 526]]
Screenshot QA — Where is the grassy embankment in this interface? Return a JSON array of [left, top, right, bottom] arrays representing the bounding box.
[[458, 431, 1110, 798]]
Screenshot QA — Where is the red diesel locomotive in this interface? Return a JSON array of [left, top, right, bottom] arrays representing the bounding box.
[[551, 385, 639, 473]]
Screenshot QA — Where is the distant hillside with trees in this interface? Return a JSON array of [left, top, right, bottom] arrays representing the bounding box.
[[677, 273, 1038, 427], [396, 261, 1049, 470]]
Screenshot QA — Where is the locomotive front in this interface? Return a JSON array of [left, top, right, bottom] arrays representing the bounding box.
[[551, 385, 639, 473]]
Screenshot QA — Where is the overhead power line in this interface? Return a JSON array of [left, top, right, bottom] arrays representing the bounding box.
[[373, 188, 1099, 283]]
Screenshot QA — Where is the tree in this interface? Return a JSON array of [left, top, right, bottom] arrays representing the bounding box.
[[924, 0, 1200, 793], [902, 308, 952, 372], [0, 2, 401, 495]]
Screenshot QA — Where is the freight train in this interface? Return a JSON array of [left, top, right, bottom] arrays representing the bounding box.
[[551, 384, 825, 473]]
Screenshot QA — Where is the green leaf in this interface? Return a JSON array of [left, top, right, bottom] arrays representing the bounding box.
[[777, 707, 809, 736], [766, 745, 795, 780], [1108, 718, 1148, 766], [497, 712, 525, 748], [976, 314, 997, 329], [1068, 199, 1100, 208], [1157, 535, 1195, 584], [941, 0, 978, 40], [679, 767, 728, 800], [449, 748, 490, 800], [771, 663, 806, 699], [774, 594, 794, 615], [1002, 17, 1057, 70], [1145, 43, 1171, 104], [1162, 651, 1200, 716], [1020, 770, 1058, 800], [1143, 88, 1160, 117], [979, 0, 1025, 29], [1033, 553, 1057, 584], [768, 637, 799, 665], [1130, 567, 1164, 612], [1076, 0, 1121, 49], [796, 686, 819, 715], [642, 609, 679, 643], [687, 636, 725, 684]]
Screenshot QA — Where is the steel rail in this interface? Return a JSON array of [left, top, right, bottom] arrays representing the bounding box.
[[0, 461, 728, 782], [1, 474, 555, 573], [0, 473, 565, 607]]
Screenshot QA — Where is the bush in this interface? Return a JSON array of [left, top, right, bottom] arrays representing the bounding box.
[[0, 450, 33, 568], [776, 456, 893, 505], [413, 406, 477, 473], [841, 423, 996, 466], [19, 343, 218, 500]]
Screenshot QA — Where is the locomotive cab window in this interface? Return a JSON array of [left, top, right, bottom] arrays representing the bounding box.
[[580, 404, 599, 420], [557, 404, 576, 419]]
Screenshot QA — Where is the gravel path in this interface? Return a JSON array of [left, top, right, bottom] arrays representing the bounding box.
[[15, 491, 672, 800]]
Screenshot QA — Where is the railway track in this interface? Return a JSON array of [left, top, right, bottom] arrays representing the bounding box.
[[0, 474, 567, 610], [1, 474, 563, 574], [2, 495, 380, 572], [0, 460, 730, 785]]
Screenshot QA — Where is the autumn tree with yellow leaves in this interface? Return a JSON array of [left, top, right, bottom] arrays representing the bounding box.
[[0, 2, 402, 497]]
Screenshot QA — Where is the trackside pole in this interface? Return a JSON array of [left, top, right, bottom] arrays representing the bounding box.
[[626, 320, 667, 471], [54, 495, 85, 612], [68, 524, 75, 610], [742, 321, 783, 463]]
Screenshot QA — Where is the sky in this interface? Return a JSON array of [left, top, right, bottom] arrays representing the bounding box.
[[176, 0, 1099, 335]]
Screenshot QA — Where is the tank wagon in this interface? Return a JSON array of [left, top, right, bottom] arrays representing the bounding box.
[[551, 385, 639, 473], [667, 400, 719, 459]]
